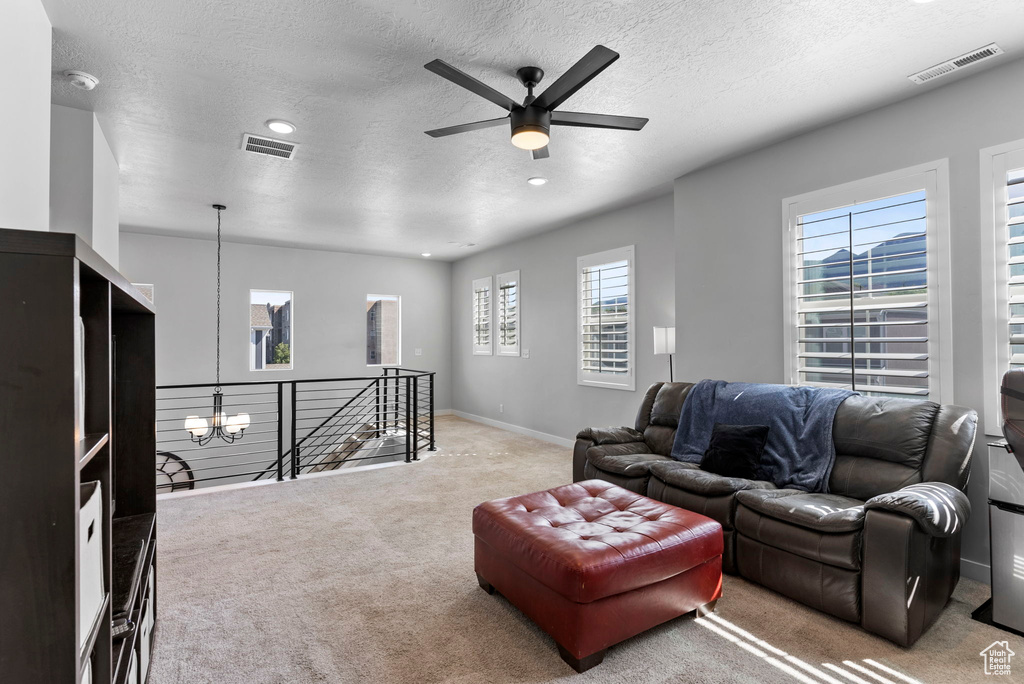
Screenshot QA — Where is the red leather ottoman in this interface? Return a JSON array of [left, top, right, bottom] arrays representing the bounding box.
[[473, 480, 723, 673]]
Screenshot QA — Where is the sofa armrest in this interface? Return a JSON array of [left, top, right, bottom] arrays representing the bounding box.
[[575, 426, 645, 445], [573, 427, 647, 483], [864, 483, 970, 538]]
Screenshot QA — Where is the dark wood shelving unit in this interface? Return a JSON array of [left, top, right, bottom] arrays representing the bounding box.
[[0, 228, 157, 684]]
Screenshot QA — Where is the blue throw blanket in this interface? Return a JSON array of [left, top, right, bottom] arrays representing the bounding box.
[[671, 380, 855, 492]]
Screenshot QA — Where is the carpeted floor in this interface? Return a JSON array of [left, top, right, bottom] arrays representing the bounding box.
[[151, 416, 1022, 683]]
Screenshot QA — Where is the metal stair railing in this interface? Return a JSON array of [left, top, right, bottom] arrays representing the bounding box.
[[154, 369, 436, 492]]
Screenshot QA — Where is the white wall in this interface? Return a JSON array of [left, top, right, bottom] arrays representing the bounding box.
[[1, 0, 51, 232], [50, 105, 120, 267], [674, 55, 1024, 581], [450, 193, 675, 444], [119, 232, 452, 409]]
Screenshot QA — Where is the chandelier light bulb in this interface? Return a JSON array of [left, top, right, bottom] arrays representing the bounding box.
[[184, 415, 209, 438]]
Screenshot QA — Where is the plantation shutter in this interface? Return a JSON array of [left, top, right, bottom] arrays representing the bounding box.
[[472, 276, 492, 355], [794, 189, 932, 398], [1005, 166, 1024, 370], [497, 271, 520, 356], [578, 246, 635, 391]]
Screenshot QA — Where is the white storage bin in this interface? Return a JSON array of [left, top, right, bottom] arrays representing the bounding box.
[[79, 481, 104, 649], [128, 649, 139, 684], [139, 598, 152, 681], [145, 567, 155, 632]]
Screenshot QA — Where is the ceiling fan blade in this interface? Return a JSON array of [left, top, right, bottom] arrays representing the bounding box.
[[551, 111, 648, 131], [425, 116, 510, 138], [424, 59, 519, 111], [532, 45, 619, 111], [531, 146, 550, 160]]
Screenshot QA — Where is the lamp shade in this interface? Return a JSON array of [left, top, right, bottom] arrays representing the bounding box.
[[653, 326, 676, 356]]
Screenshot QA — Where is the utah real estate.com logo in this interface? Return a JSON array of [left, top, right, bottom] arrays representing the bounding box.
[[980, 641, 1015, 676]]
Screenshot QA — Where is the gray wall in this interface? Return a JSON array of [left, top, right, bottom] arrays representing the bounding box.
[[450, 193, 675, 442], [119, 232, 452, 409], [674, 55, 1024, 580]]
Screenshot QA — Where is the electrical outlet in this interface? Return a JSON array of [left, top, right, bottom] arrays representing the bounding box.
[[499, 404, 504, 413], [522, 349, 530, 359], [415, 348, 422, 356]]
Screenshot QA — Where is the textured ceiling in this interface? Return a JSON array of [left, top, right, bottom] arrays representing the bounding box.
[[45, 0, 1024, 260]]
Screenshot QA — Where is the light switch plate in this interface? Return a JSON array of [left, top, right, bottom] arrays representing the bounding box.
[[523, 349, 530, 359], [415, 348, 422, 356]]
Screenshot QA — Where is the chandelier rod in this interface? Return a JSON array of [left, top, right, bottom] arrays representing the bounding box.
[[213, 203, 226, 389]]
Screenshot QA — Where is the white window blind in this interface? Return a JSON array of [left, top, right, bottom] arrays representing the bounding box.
[[472, 276, 492, 355], [496, 270, 520, 357], [578, 246, 635, 391], [1004, 165, 1024, 369], [981, 142, 1024, 434], [784, 164, 952, 403]]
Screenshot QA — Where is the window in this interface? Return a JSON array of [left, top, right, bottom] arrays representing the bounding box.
[[981, 140, 1024, 434], [472, 276, 492, 355], [783, 162, 952, 402], [496, 270, 520, 357], [366, 295, 401, 366], [578, 246, 635, 391], [250, 290, 293, 371]]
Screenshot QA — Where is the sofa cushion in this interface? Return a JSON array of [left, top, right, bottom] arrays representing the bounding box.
[[735, 490, 866, 533], [649, 461, 776, 497], [735, 490, 865, 571], [832, 395, 940, 467], [585, 443, 672, 477], [649, 382, 694, 428]]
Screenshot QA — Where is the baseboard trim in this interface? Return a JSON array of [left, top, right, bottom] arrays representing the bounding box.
[[961, 557, 991, 584], [435, 409, 453, 416], [451, 410, 574, 448]]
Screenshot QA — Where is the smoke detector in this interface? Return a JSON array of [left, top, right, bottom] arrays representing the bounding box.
[[63, 70, 99, 91], [908, 43, 1003, 85]]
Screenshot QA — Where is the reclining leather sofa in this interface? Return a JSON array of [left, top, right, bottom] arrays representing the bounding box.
[[573, 381, 978, 646]]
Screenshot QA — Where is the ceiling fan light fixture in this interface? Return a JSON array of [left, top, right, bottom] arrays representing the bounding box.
[[511, 126, 549, 151]]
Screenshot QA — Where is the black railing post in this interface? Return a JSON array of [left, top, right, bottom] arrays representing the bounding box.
[[375, 377, 381, 438], [404, 377, 412, 463], [382, 371, 389, 433], [412, 376, 419, 460], [429, 373, 436, 451], [276, 382, 284, 481], [290, 382, 298, 479]]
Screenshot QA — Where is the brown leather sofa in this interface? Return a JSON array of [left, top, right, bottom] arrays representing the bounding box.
[[573, 381, 978, 646]]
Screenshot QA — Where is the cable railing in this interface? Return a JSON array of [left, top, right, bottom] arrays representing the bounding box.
[[155, 369, 435, 492]]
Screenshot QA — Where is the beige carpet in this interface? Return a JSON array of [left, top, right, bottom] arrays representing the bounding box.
[[151, 416, 1022, 684]]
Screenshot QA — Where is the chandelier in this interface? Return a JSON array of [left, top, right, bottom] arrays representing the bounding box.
[[184, 204, 250, 445]]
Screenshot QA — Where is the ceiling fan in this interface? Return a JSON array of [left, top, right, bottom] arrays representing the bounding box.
[[424, 45, 648, 160]]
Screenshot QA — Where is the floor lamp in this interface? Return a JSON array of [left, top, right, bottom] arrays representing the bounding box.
[[653, 326, 676, 382]]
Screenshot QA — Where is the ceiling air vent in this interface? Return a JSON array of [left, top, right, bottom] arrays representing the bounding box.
[[241, 133, 298, 160], [908, 43, 1003, 85]]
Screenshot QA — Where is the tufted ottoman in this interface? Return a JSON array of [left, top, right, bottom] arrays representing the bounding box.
[[473, 480, 723, 672]]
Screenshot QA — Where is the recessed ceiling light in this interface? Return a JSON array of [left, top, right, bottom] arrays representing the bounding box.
[[527, 177, 548, 186], [266, 120, 296, 134], [421, 252, 431, 257]]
